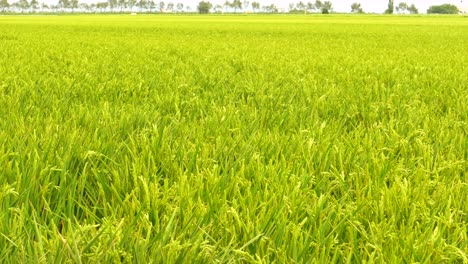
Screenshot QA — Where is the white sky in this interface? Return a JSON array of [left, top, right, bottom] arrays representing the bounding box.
[[40, 0, 466, 13]]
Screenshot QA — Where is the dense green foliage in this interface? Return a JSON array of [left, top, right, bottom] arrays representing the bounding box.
[[0, 15, 467, 262], [427, 4, 459, 14], [408, 4, 418, 14], [351, 2, 364, 13], [197, 1, 212, 14], [385, 0, 394, 14]]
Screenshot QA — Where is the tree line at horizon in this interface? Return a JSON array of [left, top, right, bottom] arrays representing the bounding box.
[[0, 0, 462, 14]]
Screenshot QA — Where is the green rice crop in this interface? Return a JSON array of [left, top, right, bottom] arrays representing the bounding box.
[[0, 15, 467, 262]]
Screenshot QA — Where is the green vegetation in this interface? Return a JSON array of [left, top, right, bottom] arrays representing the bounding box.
[[427, 4, 460, 14], [0, 15, 467, 262], [351, 2, 364, 13], [385, 0, 394, 14], [197, 1, 212, 14], [407, 3, 418, 14], [395, 2, 419, 14]]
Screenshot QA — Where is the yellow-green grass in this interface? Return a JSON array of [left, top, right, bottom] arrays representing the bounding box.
[[0, 15, 467, 262]]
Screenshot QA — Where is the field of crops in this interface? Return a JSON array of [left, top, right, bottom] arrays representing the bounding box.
[[0, 15, 467, 262]]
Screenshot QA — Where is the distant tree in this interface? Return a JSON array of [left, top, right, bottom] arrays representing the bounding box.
[[70, 0, 78, 11], [166, 2, 173, 11], [158, 1, 164, 11], [270, 4, 278, 12], [147, 0, 156, 12], [321, 0, 332, 13], [79, 2, 89, 11], [108, 0, 117, 12], [296, 1, 306, 13], [127, 0, 136, 11], [118, 0, 126, 11], [251, 1, 259, 12], [273, 4, 279, 12], [243, 0, 249, 11], [314, 0, 322, 12], [58, 0, 70, 12], [351, 2, 363, 13], [396, 2, 408, 13], [385, 0, 394, 14], [231, 0, 241, 13], [197, 1, 212, 13], [211, 3, 220, 12], [306, 2, 314, 12], [55, 4, 61, 11], [407, 3, 418, 14], [427, 4, 458, 14], [17, 0, 28, 12], [136, 0, 146, 11], [223, 0, 230, 12], [0, 0, 10, 12], [41, 2, 49, 11], [176, 2, 183, 12], [29, 0, 38, 12], [97, 1, 109, 12], [263, 3, 277, 13]]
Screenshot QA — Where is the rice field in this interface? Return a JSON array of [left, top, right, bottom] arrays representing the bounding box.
[[0, 15, 467, 262]]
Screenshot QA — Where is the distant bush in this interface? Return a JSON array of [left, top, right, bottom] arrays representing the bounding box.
[[288, 9, 305, 14], [427, 4, 459, 14]]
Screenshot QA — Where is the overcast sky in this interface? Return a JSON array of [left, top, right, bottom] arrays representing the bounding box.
[[42, 0, 466, 13]]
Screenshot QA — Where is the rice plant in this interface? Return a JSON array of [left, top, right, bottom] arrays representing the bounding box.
[[0, 15, 466, 262]]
